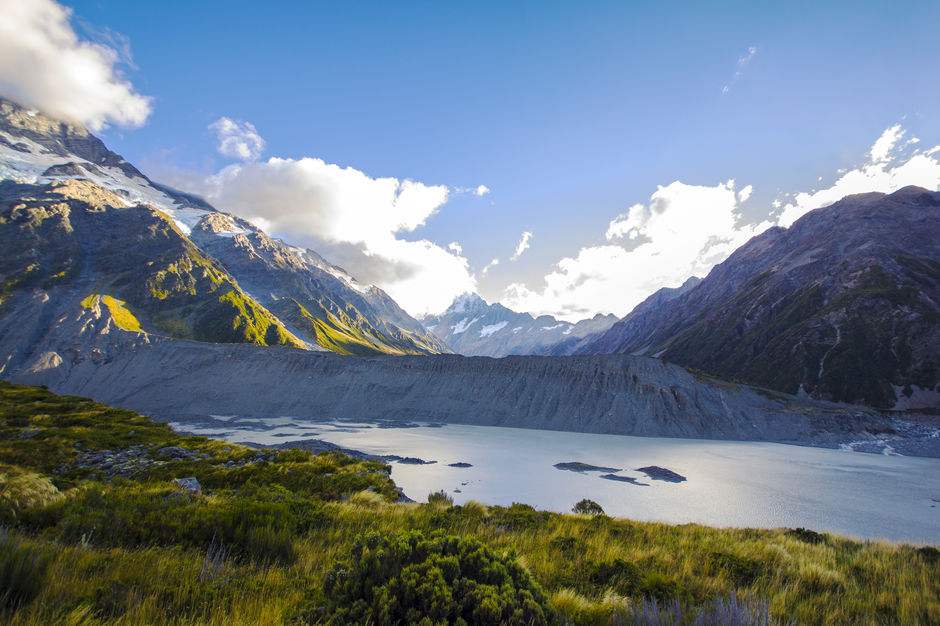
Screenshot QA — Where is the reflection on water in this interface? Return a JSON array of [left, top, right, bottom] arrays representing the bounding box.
[[170, 417, 940, 544]]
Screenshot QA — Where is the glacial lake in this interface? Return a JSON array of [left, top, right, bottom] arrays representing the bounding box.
[[169, 416, 940, 545]]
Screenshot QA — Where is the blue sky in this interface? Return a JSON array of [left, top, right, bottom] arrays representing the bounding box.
[[4, 0, 940, 318]]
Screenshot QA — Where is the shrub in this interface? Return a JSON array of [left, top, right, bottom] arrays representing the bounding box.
[[786, 527, 827, 545], [0, 465, 62, 522], [707, 551, 763, 586], [349, 489, 386, 509], [589, 558, 643, 595], [458, 500, 488, 519], [318, 530, 553, 625], [427, 490, 454, 506], [488, 503, 549, 531], [572, 498, 604, 516]]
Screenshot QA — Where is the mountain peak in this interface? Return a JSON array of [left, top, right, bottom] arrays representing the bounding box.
[[446, 292, 487, 315]]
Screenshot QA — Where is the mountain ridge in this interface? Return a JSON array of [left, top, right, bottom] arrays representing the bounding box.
[[580, 187, 940, 409], [0, 97, 447, 356], [421, 292, 617, 357]]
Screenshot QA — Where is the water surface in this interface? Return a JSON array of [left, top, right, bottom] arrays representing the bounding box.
[[171, 417, 940, 544]]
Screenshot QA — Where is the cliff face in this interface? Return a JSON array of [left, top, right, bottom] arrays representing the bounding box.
[[582, 188, 940, 409]]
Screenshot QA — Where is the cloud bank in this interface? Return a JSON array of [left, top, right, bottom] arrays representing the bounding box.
[[504, 124, 940, 322], [0, 0, 151, 130], [210, 117, 266, 161], [186, 155, 476, 316], [504, 180, 771, 321]]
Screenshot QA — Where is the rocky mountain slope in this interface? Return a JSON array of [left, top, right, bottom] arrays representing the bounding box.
[[421, 292, 617, 357], [0, 98, 446, 356], [580, 188, 940, 409]]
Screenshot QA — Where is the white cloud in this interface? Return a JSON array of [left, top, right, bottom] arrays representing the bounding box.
[[209, 117, 266, 161], [502, 123, 940, 322], [777, 125, 940, 227], [505, 180, 772, 321], [0, 0, 151, 130], [448, 242, 463, 255], [481, 258, 500, 277], [475, 184, 490, 196], [722, 45, 757, 95], [510, 231, 533, 261], [178, 155, 476, 316]]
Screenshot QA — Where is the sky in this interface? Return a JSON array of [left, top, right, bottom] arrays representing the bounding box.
[[2, 0, 940, 320]]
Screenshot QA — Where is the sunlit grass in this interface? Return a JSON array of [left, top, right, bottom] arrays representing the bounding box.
[[0, 380, 937, 624]]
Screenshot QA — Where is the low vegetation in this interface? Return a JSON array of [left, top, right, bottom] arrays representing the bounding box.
[[0, 380, 937, 624]]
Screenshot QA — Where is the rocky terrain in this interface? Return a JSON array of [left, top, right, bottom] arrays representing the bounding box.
[[580, 188, 940, 409], [422, 292, 617, 357]]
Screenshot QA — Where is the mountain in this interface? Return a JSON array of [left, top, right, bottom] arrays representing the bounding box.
[[580, 188, 940, 409], [538, 277, 703, 356], [420, 293, 617, 357], [0, 100, 929, 453], [0, 98, 447, 356]]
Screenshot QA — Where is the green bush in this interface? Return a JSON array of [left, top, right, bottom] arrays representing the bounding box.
[[427, 490, 454, 506], [0, 465, 62, 522], [318, 530, 554, 625], [787, 527, 827, 545], [572, 499, 604, 516], [490, 503, 549, 531], [588, 558, 642, 595], [707, 551, 763, 586]]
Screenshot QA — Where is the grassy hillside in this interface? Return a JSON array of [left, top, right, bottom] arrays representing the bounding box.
[[0, 381, 936, 624]]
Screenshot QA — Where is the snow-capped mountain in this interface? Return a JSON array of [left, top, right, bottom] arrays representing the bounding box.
[[0, 97, 447, 356], [421, 293, 617, 357]]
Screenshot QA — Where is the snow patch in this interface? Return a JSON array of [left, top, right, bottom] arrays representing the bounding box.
[[541, 324, 564, 331], [479, 321, 508, 338], [451, 317, 481, 335], [327, 269, 372, 294], [511, 326, 523, 334]]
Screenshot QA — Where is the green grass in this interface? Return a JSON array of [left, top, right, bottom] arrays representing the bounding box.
[[0, 380, 937, 624]]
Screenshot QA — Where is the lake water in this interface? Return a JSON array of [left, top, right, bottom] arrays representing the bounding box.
[[170, 416, 940, 545]]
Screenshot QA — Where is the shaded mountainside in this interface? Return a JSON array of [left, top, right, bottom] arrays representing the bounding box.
[[581, 188, 940, 409], [0, 97, 446, 356], [422, 293, 617, 357]]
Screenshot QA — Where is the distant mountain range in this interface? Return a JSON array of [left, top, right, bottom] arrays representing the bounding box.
[[578, 187, 940, 409], [1, 97, 936, 451], [0, 98, 447, 357], [1, 96, 937, 420], [420, 293, 617, 357]]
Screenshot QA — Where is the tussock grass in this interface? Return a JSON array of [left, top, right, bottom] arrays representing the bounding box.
[[0, 380, 937, 624]]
